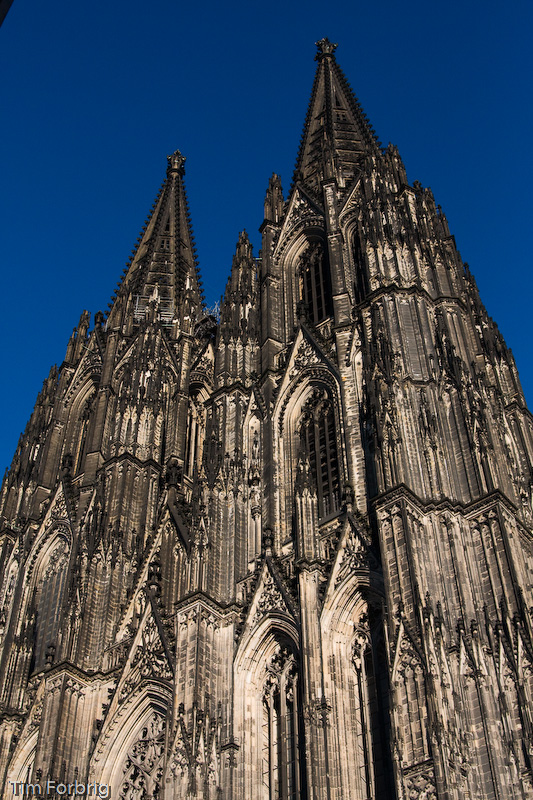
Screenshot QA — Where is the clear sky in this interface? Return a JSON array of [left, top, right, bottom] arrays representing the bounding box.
[[0, 0, 532, 476]]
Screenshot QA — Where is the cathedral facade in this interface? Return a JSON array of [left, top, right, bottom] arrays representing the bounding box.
[[1, 38, 533, 799]]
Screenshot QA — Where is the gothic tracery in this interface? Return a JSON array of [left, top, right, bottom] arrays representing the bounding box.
[[0, 38, 532, 800], [119, 714, 166, 800]]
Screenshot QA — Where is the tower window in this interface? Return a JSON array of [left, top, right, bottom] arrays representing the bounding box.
[[300, 391, 340, 518], [262, 644, 307, 800], [33, 539, 69, 672], [298, 241, 332, 324], [352, 230, 368, 304]]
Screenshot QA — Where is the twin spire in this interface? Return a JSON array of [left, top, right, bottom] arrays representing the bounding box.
[[107, 40, 379, 326], [106, 148, 202, 331], [293, 38, 381, 193]]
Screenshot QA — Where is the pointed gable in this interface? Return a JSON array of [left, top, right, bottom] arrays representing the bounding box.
[[391, 617, 426, 680], [113, 601, 173, 707], [274, 326, 338, 414], [328, 516, 374, 591], [271, 186, 325, 262], [241, 561, 296, 636]]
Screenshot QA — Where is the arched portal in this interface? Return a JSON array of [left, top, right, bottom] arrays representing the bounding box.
[[234, 622, 307, 800]]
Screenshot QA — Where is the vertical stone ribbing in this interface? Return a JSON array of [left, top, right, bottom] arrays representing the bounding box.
[[0, 39, 532, 800]]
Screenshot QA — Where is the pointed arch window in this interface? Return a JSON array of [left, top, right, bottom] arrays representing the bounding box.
[[352, 626, 377, 793], [73, 394, 94, 475], [262, 645, 307, 800], [185, 388, 208, 479], [33, 538, 70, 671], [298, 241, 332, 324], [0, 562, 18, 644], [351, 617, 393, 798], [352, 230, 369, 304], [300, 391, 340, 518]]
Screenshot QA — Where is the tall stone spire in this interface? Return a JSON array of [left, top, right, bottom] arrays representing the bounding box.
[[106, 149, 203, 334], [1, 40, 533, 800], [292, 38, 381, 194]]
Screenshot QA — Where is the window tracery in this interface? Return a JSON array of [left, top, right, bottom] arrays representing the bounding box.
[[261, 644, 307, 800], [297, 241, 332, 324], [352, 230, 369, 304], [299, 390, 340, 518], [350, 613, 391, 798], [185, 389, 207, 479], [119, 713, 166, 799], [33, 539, 69, 672]]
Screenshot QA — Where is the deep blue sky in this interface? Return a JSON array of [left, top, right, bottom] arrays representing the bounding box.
[[0, 0, 532, 476]]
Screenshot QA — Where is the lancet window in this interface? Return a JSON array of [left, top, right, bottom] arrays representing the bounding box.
[[392, 633, 428, 766], [350, 616, 392, 798], [352, 625, 378, 793], [73, 395, 94, 474], [352, 230, 369, 304], [185, 390, 206, 478], [33, 538, 70, 671], [0, 563, 18, 645], [261, 645, 307, 800], [297, 241, 332, 324], [300, 391, 340, 518]]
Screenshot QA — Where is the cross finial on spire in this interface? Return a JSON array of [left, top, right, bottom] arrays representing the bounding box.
[[315, 38, 338, 59], [167, 149, 186, 172]]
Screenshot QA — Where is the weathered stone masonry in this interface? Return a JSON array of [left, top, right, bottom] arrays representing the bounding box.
[[1, 38, 533, 800]]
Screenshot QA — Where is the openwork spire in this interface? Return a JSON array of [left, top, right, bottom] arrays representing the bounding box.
[[106, 149, 203, 330], [291, 40, 381, 194]]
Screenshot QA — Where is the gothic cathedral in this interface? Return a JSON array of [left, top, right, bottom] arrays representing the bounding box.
[[1, 39, 533, 800]]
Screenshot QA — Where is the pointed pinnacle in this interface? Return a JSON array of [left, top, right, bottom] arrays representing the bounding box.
[[167, 149, 186, 173], [315, 38, 338, 59]]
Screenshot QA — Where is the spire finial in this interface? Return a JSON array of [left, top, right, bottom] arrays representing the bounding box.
[[167, 149, 186, 172], [315, 38, 338, 59]]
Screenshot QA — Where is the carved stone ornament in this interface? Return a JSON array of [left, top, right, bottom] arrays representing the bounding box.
[[285, 194, 316, 231], [119, 713, 166, 799], [289, 339, 322, 379], [351, 615, 370, 671], [119, 616, 172, 701], [169, 729, 190, 778], [335, 529, 369, 586], [167, 149, 186, 171], [207, 741, 218, 785], [252, 575, 288, 625], [49, 492, 69, 521], [404, 767, 437, 800], [168, 714, 219, 790], [303, 698, 332, 728], [47, 675, 64, 694], [165, 457, 181, 488], [0, 567, 18, 640], [65, 676, 85, 697], [24, 690, 43, 730], [316, 37, 338, 56], [396, 634, 423, 679]]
